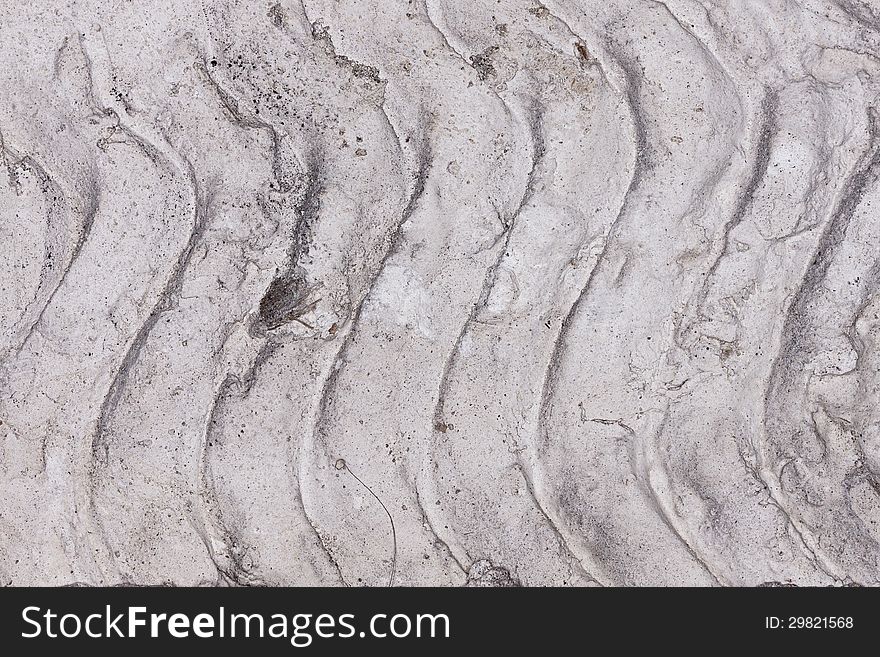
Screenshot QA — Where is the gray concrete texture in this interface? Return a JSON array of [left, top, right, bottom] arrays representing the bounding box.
[[1, 0, 880, 586]]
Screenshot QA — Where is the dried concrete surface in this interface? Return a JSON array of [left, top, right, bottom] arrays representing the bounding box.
[[1, 0, 880, 587]]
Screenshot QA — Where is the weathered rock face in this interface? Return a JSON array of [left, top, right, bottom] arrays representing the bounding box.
[[1, 0, 879, 587]]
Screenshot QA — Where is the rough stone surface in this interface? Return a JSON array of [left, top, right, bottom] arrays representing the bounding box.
[[2, 0, 880, 587]]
